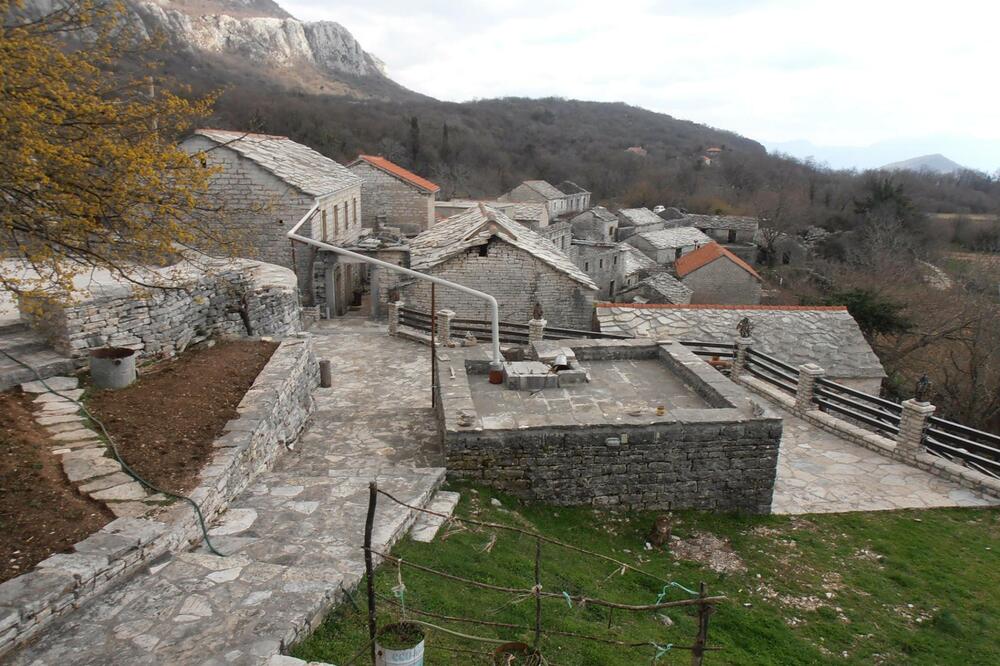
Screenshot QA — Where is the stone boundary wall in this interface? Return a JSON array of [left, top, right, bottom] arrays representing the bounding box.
[[0, 336, 319, 658], [21, 262, 301, 363], [737, 374, 1000, 501]]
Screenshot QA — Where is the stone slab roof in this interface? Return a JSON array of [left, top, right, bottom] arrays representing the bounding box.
[[675, 242, 761, 280], [192, 129, 359, 197], [507, 203, 548, 222], [616, 208, 664, 226], [409, 204, 598, 290], [522, 180, 568, 200], [597, 304, 886, 379], [622, 273, 693, 304], [672, 214, 759, 232], [584, 206, 618, 223], [620, 244, 657, 276], [634, 226, 713, 250], [557, 180, 589, 195], [350, 155, 440, 193]]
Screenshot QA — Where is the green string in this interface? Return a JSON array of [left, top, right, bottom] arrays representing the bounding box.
[[561, 591, 573, 608], [655, 581, 698, 605], [652, 642, 673, 661]]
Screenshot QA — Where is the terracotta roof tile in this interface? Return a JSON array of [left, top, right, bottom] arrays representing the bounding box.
[[674, 242, 761, 281], [351, 155, 440, 193]]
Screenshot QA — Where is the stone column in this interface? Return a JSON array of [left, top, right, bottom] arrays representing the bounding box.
[[436, 309, 455, 346], [387, 300, 404, 336], [731, 339, 750, 380], [528, 318, 547, 345], [896, 399, 935, 453], [796, 363, 825, 410]]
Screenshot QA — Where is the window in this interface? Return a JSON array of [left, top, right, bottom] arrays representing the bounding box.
[[333, 205, 339, 235], [613, 255, 618, 266], [599, 259, 603, 269], [728, 230, 737, 243], [344, 202, 349, 229], [675, 248, 682, 260], [321, 210, 328, 240], [352, 198, 358, 226], [584, 262, 590, 271], [478, 243, 489, 257], [609, 280, 616, 299]]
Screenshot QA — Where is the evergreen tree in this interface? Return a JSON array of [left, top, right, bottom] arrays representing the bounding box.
[[408, 116, 420, 167], [440, 122, 451, 165]]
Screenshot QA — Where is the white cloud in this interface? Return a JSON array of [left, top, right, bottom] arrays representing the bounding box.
[[283, 0, 1000, 158]]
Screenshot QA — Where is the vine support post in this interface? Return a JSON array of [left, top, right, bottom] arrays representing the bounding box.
[[364, 482, 378, 666], [691, 582, 713, 666], [534, 537, 542, 651]]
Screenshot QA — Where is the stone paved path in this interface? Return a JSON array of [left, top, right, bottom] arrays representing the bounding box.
[[771, 403, 998, 514], [12, 319, 445, 666]]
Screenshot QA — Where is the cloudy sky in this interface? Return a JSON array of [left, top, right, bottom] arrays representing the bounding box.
[[283, 0, 1000, 171]]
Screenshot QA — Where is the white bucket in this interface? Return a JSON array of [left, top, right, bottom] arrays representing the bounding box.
[[375, 639, 424, 666]]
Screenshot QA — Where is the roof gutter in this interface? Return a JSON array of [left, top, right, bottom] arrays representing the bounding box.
[[287, 204, 503, 366]]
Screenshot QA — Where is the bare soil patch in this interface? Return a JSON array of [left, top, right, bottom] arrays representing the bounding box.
[[0, 391, 113, 583], [669, 531, 747, 574], [86, 340, 278, 494]]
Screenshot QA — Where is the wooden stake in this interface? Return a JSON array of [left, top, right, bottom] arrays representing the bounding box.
[[691, 582, 712, 666], [364, 482, 378, 665], [534, 537, 542, 650]]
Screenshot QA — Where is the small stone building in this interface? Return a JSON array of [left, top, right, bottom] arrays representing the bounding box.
[[674, 242, 762, 304], [556, 181, 591, 214], [180, 130, 362, 309], [626, 226, 713, 265], [620, 244, 657, 290], [348, 155, 440, 236], [569, 241, 626, 300], [499, 180, 574, 218], [668, 214, 759, 264], [570, 206, 619, 243], [403, 204, 598, 328], [614, 208, 667, 241], [537, 220, 573, 254], [617, 272, 693, 305]]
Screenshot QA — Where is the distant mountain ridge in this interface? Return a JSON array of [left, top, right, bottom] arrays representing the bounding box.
[[881, 154, 965, 175]]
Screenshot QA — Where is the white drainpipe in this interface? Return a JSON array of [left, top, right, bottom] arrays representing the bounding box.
[[286, 203, 503, 366]]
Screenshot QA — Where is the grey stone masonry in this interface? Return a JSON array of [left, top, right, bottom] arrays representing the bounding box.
[[731, 339, 750, 380], [796, 363, 825, 410], [528, 318, 546, 345], [897, 398, 935, 453], [436, 309, 455, 345], [387, 300, 403, 335]]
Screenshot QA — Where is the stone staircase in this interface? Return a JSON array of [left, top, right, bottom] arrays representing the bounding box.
[[0, 322, 75, 392]]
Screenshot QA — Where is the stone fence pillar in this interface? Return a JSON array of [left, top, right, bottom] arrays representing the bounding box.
[[436, 309, 455, 346], [731, 339, 750, 380], [387, 300, 404, 336], [796, 363, 825, 410], [528, 318, 546, 345], [896, 399, 935, 453]]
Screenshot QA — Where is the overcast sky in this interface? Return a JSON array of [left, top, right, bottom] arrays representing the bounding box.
[[283, 0, 1000, 170]]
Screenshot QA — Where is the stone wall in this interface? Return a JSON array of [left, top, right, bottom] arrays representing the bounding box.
[[537, 221, 573, 254], [21, 260, 301, 362], [349, 161, 434, 236], [570, 243, 625, 300], [682, 260, 762, 305], [0, 336, 319, 658], [401, 240, 596, 330]]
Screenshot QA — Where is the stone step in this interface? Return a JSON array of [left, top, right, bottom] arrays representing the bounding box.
[[409, 490, 461, 542], [0, 325, 75, 392]]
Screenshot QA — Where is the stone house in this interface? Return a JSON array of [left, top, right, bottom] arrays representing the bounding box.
[[626, 226, 713, 265], [556, 181, 591, 214], [617, 272, 692, 305], [180, 130, 362, 309], [597, 304, 887, 393], [570, 206, 619, 243], [435, 200, 550, 230], [620, 244, 657, 290], [347, 155, 440, 236], [667, 214, 759, 264], [569, 241, 626, 300], [499, 180, 575, 218], [403, 204, 598, 328], [614, 207, 667, 241], [537, 221, 573, 254], [674, 242, 762, 305]]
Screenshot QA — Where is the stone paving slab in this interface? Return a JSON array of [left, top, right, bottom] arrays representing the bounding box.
[[771, 404, 999, 514], [411, 491, 461, 542], [11, 320, 445, 666]]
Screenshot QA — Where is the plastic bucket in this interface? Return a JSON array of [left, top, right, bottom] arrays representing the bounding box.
[[89, 347, 137, 390], [375, 623, 425, 666]]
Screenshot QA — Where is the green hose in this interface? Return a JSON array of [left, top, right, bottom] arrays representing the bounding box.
[[1, 348, 224, 557]]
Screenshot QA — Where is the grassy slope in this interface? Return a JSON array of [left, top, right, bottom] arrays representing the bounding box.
[[293, 483, 1000, 665]]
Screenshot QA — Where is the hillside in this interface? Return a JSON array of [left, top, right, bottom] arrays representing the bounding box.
[[881, 153, 966, 174]]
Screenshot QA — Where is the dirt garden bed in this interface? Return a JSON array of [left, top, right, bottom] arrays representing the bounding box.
[[0, 392, 112, 583], [86, 340, 278, 495]]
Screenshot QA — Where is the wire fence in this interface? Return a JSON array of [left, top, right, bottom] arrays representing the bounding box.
[[361, 483, 725, 665]]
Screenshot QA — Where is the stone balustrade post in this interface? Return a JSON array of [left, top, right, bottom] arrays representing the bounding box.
[[731, 339, 750, 380], [896, 398, 935, 453], [528, 318, 547, 345], [796, 363, 825, 410], [387, 300, 404, 336], [436, 309, 455, 346]]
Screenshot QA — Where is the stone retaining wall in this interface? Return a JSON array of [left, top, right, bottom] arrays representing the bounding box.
[[21, 260, 301, 363], [0, 335, 319, 658]]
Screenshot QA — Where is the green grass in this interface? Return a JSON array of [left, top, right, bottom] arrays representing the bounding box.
[[293, 483, 1000, 665]]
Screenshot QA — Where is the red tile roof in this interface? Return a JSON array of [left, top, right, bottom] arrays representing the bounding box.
[[674, 242, 762, 281], [351, 155, 440, 193]]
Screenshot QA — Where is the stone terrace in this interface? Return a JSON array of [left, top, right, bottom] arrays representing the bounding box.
[[9, 319, 444, 666]]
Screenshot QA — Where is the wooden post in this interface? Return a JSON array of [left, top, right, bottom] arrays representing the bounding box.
[[691, 582, 713, 666], [364, 482, 378, 665], [534, 537, 542, 650], [430, 284, 437, 408]]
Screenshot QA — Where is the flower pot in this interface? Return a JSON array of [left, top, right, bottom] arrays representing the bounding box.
[[375, 622, 425, 666], [493, 642, 543, 665]]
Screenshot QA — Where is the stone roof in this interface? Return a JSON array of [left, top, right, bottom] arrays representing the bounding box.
[[620, 244, 657, 276], [621, 273, 693, 304], [634, 226, 713, 250], [192, 129, 359, 197], [350, 155, 440, 193], [409, 204, 598, 290], [616, 208, 663, 226], [585, 206, 618, 223], [672, 214, 759, 232], [521, 180, 568, 200], [675, 242, 761, 280], [557, 180, 589, 195], [596, 304, 886, 379], [507, 203, 548, 223]]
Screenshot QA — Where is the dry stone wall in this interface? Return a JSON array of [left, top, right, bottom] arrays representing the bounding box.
[[349, 161, 434, 236]]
